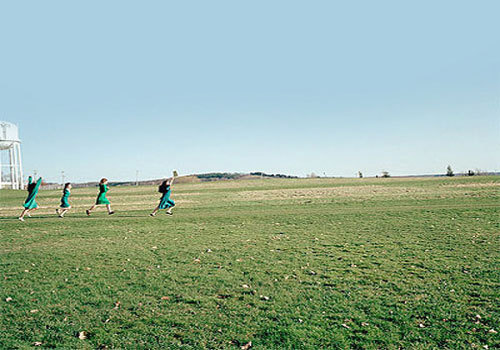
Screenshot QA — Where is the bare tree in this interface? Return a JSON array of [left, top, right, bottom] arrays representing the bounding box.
[[446, 165, 454, 177]]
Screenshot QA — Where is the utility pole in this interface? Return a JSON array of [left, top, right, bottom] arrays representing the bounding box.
[[33, 170, 37, 179], [136, 170, 139, 186]]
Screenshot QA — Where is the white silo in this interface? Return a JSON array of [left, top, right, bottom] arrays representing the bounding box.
[[0, 121, 24, 189]]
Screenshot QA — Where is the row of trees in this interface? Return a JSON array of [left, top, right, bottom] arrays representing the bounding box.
[[357, 171, 389, 178], [356, 166, 486, 178], [251, 172, 298, 179], [446, 166, 487, 177], [305, 167, 490, 179]]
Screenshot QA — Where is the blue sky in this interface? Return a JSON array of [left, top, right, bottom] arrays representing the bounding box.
[[0, 0, 498, 183]]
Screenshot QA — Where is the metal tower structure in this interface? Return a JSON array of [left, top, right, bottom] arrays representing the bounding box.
[[0, 121, 23, 189]]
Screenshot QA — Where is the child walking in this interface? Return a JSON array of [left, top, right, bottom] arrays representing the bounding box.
[[86, 178, 114, 216], [56, 183, 72, 217], [150, 177, 175, 216], [19, 176, 42, 221]]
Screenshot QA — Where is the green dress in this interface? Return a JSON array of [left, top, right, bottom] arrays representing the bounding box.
[[23, 177, 42, 209], [96, 184, 111, 205], [60, 189, 71, 208], [159, 185, 175, 209]]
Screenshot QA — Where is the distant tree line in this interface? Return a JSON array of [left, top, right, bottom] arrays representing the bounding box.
[[446, 166, 490, 177], [196, 173, 242, 180], [250, 172, 298, 179], [196, 172, 298, 181]]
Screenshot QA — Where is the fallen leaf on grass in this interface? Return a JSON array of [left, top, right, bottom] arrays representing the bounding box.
[[161, 296, 170, 300], [217, 294, 232, 299], [341, 323, 350, 329], [260, 295, 270, 301], [241, 341, 252, 350], [5, 297, 12, 302], [78, 331, 88, 339], [193, 258, 201, 263], [30, 309, 39, 313], [33, 342, 42, 346], [418, 323, 425, 328], [488, 329, 497, 334], [242, 284, 250, 289], [113, 301, 121, 309], [361, 322, 369, 327]]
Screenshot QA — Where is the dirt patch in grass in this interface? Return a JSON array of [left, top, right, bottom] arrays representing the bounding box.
[[237, 185, 430, 201], [441, 182, 500, 188]]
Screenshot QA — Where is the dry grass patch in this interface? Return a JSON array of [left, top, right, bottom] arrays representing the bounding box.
[[237, 185, 430, 201], [441, 182, 500, 188]]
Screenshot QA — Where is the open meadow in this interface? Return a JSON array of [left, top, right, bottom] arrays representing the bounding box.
[[0, 176, 499, 349]]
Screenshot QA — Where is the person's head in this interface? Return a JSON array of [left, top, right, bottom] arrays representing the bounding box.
[[161, 179, 168, 187], [64, 182, 71, 190], [100, 178, 108, 184]]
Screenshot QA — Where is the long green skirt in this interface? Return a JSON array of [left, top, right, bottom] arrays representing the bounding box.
[[60, 197, 70, 208], [96, 193, 110, 205], [159, 193, 175, 209], [23, 199, 38, 209]]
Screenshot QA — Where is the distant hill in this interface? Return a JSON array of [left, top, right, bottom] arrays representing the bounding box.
[[39, 171, 499, 189], [69, 172, 298, 188]]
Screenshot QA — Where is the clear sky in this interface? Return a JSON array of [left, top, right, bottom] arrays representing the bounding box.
[[0, 0, 499, 183]]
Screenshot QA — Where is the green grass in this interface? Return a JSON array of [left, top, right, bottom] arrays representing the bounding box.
[[1, 176, 499, 349]]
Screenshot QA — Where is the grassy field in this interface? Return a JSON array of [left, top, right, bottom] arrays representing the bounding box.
[[0, 176, 499, 349]]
